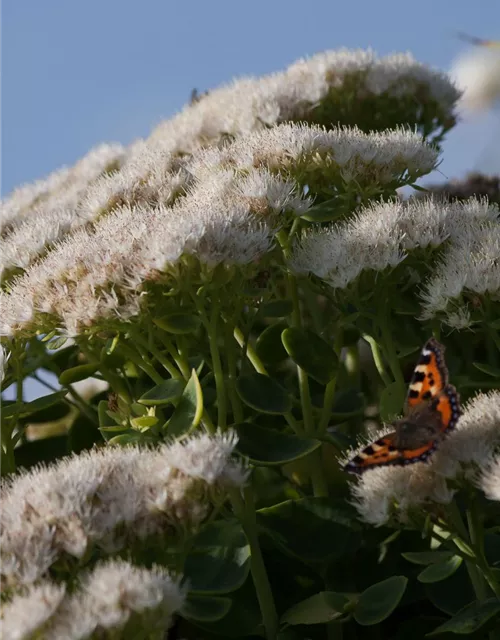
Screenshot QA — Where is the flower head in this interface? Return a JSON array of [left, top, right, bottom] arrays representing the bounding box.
[[0, 583, 66, 640], [1, 431, 247, 587], [478, 456, 500, 501], [46, 560, 185, 640]]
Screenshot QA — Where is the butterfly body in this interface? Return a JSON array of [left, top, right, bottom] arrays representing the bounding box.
[[344, 338, 461, 474]]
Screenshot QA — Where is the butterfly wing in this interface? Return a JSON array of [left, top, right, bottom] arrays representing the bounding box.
[[343, 432, 439, 474], [405, 337, 449, 411], [432, 384, 461, 436]]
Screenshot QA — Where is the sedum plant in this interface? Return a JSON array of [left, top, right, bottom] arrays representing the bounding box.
[[1, 48, 500, 639]]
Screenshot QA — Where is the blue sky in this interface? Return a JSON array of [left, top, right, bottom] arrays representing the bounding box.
[[3, 0, 500, 197]]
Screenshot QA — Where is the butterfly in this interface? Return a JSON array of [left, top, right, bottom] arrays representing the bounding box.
[[344, 338, 461, 474]]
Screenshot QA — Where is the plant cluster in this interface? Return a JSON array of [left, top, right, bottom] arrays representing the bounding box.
[[1, 48, 500, 639]]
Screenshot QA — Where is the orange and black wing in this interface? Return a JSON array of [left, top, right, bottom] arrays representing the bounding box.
[[343, 433, 437, 474], [406, 338, 449, 410], [431, 384, 461, 436]]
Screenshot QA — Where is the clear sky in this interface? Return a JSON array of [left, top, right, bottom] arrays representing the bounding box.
[[3, 0, 500, 197]]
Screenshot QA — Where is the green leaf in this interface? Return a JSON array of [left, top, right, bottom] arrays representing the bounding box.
[[331, 389, 365, 419], [107, 433, 144, 445], [282, 328, 338, 384], [234, 423, 321, 466], [58, 363, 100, 385], [281, 591, 349, 625], [184, 520, 251, 595], [0, 391, 68, 422], [138, 379, 185, 406], [236, 373, 291, 414], [402, 551, 455, 566], [353, 576, 408, 626], [98, 400, 128, 442], [20, 400, 71, 424], [46, 336, 69, 350], [473, 362, 500, 378], [410, 183, 430, 193], [258, 497, 360, 564], [165, 370, 203, 437], [489, 318, 500, 330], [260, 300, 294, 318], [98, 400, 115, 427], [68, 414, 102, 454], [0, 400, 18, 420], [130, 415, 159, 430], [300, 197, 343, 222], [181, 594, 232, 622], [255, 322, 288, 364], [188, 576, 261, 637], [2, 391, 67, 420], [425, 562, 475, 615], [379, 381, 406, 422], [15, 435, 68, 468], [427, 598, 500, 636], [417, 555, 462, 583], [153, 312, 201, 334]]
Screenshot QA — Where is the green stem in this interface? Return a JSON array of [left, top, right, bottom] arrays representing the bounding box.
[[289, 276, 313, 432], [118, 343, 164, 385], [131, 330, 183, 380], [207, 303, 227, 430], [225, 319, 244, 423], [233, 326, 300, 433], [363, 334, 392, 387], [344, 344, 360, 388], [3, 343, 24, 474], [289, 274, 328, 496], [466, 498, 500, 602], [157, 334, 191, 380], [233, 326, 268, 375], [65, 383, 99, 425], [231, 486, 278, 640], [379, 313, 404, 388], [318, 378, 337, 435]]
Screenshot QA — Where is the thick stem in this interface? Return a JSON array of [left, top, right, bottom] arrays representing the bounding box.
[[208, 303, 227, 430], [363, 334, 392, 387], [157, 334, 191, 380], [289, 274, 328, 496], [118, 343, 164, 385], [225, 319, 244, 423], [131, 330, 183, 380], [379, 313, 404, 388], [231, 487, 279, 640], [318, 377, 337, 435]]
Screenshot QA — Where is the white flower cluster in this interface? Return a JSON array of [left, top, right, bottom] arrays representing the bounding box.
[[421, 217, 500, 323], [152, 48, 459, 147], [0, 144, 125, 233], [346, 391, 500, 526], [188, 123, 438, 185], [0, 560, 185, 640], [1, 165, 310, 335], [1, 431, 247, 587], [289, 197, 499, 300], [1, 49, 457, 283], [0, 143, 191, 281]]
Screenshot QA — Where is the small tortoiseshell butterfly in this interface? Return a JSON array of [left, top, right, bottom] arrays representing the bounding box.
[[344, 338, 461, 474]]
